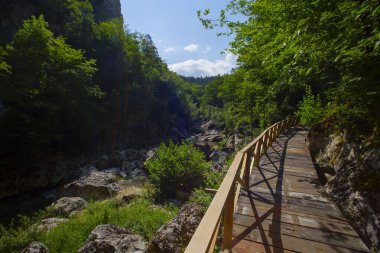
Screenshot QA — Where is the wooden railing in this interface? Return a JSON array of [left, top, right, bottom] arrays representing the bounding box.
[[184, 117, 297, 253]]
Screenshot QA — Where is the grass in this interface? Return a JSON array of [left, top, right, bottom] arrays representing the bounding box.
[[0, 197, 178, 253]]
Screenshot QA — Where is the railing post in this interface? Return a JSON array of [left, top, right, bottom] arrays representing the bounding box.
[[244, 150, 252, 188], [223, 189, 234, 250], [253, 138, 263, 167]]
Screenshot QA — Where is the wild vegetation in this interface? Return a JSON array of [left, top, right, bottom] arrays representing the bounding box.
[[0, 0, 379, 251], [0, 196, 178, 253], [0, 0, 199, 174], [198, 0, 380, 141]]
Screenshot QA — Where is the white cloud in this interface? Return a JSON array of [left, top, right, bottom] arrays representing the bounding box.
[[169, 53, 237, 77], [164, 47, 176, 53], [183, 44, 200, 52]]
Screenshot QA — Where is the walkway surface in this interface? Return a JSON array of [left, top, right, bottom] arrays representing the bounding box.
[[231, 128, 369, 253]]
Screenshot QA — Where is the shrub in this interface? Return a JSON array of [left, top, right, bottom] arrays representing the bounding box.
[[205, 170, 226, 189], [189, 188, 213, 209], [296, 85, 325, 126], [145, 141, 210, 199]]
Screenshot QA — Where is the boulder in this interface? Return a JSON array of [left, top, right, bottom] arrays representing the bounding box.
[[21, 241, 48, 253], [78, 224, 145, 253], [102, 167, 127, 178], [50, 197, 87, 217], [79, 165, 98, 176], [191, 139, 210, 157], [209, 149, 231, 164], [95, 154, 122, 170], [226, 135, 235, 150], [61, 171, 120, 201], [130, 168, 145, 178], [200, 120, 216, 132], [146, 203, 204, 253], [201, 134, 223, 142], [145, 148, 157, 161], [38, 218, 68, 232]]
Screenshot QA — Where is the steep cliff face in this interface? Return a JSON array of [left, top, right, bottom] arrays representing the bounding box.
[[309, 121, 380, 251]]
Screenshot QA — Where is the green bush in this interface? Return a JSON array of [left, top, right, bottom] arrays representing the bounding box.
[[296, 86, 325, 126], [145, 141, 210, 199], [189, 188, 213, 210], [205, 170, 226, 189]]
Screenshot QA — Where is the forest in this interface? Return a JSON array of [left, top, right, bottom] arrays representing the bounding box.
[[0, 0, 201, 174], [0, 0, 379, 252]]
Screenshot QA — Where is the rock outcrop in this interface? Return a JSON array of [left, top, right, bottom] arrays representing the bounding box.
[[50, 197, 87, 217], [146, 203, 204, 253], [309, 122, 380, 251], [61, 171, 120, 201], [21, 241, 48, 253], [78, 224, 145, 253]]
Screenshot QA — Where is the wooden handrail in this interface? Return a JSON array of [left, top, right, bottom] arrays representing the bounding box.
[[185, 117, 297, 253]]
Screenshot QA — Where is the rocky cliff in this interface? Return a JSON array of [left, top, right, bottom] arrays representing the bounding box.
[[309, 120, 380, 251]]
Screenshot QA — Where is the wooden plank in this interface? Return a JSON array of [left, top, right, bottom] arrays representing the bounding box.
[[231, 238, 298, 253], [232, 224, 369, 253], [233, 213, 360, 239], [236, 201, 350, 225], [233, 211, 358, 237], [238, 195, 340, 214]]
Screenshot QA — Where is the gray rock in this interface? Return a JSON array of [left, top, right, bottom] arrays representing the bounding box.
[[21, 241, 48, 253], [146, 203, 204, 253], [50, 197, 87, 217], [226, 135, 235, 150], [78, 224, 145, 253], [145, 148, 157, 161], [103, 167, 127, 178], [38, 218, 68, 232], [61, 171, 120, 201], [209, 149, 230, 164], [80, 165, 99, 176], [201, 134, 223, 142], [309, 124, 380, 250], [122, 161, 145, 179], [130, 168, 145, 178], [95, 154, 122, 170], [200, 120, 215, 132], [191, 139, 210, 157]]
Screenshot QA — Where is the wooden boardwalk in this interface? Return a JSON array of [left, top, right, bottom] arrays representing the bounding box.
[[231, 128, 369, 253]]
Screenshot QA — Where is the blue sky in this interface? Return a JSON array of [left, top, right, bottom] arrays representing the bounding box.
[[121, 0, 240, 77]]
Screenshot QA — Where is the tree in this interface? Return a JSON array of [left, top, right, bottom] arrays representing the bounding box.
[[0, 15, 102, 168], [198, 0, 380, 137]]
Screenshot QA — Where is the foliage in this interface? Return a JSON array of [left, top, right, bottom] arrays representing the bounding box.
[[189, 188, 213, 209], [0, 2, 198, 172], [0, 197, 177, 253], [296, 86, 325, 126], [198, 0, 380, 138], [205, 170, 226, 189], [0, 15, 102, 169], [145, 141, 211, 199]]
